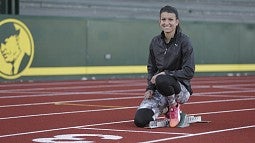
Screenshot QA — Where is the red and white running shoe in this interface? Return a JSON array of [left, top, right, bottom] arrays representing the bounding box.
[[169, 104, 181, 127]]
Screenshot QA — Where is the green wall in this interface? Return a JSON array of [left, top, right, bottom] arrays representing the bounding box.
[[24, 17, 87, 67], [86, 19, 158, 66], [0, 15, 254, 81], [182, 22, 255, 64]]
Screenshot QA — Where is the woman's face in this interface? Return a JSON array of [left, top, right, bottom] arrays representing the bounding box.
[[159, 12, 179, 34]]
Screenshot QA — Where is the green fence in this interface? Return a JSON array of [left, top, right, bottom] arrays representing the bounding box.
[[0, 15, 254, 81]]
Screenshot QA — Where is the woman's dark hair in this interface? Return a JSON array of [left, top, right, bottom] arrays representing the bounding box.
[[160, 5, 179, 19]]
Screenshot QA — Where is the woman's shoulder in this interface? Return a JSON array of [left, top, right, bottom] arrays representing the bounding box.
[[178, 32, 193, 51], [149, 34, 164, 50], [179, 32, 190, 40], [177, 32, 192, 45], [151, 34, 163, 44], [152, 33, 162, 40]]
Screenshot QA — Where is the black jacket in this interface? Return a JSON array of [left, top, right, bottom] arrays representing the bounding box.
[[146, 29, 195, 94]]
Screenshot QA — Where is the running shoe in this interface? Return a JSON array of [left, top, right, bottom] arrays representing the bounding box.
[[169, 104, 181, 127]]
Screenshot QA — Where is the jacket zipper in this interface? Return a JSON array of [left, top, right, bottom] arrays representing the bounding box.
[[164, 48, 167, 55]]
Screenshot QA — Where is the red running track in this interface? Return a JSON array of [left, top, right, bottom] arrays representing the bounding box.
[[0, 76, 254, 143]]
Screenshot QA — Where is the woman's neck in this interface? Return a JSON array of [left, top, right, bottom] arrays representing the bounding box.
[[164, 31, 175, 43]]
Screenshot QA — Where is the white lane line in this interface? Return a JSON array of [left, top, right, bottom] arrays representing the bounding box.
[[139, 125, 255, 143], [193, 94, 254, 98], [0, 82, 253, 94], [192, 79, 255, 84], [1, 108, 254, 138], [189, 108, 255, 116], [0, 88, 144, 99], [186, 97, 255, 105], [0, 78, 253, 88], [79, 127, 189, 135], [0, 76, 254, 87], [0, 79, 145, 87], [0, 87, 254, 100], [0, 96, 142, 108], [1, 95, 254, 109], [0, 83, 146, 93], [193, 89, 255, 96], [0, 84, 212, 94], [212, 84, 255, 91], [0, 106, 136, 120], [1, 98, 255, 120], [0, 120, 133, 138]]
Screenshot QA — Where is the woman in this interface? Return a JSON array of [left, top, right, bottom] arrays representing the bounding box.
[[134, 5, 195, 128]]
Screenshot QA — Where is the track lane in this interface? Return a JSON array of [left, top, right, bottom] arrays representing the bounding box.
[[0, 76, 254, 143]]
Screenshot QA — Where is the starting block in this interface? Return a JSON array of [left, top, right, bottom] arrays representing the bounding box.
[[148, 112, 210, 129]]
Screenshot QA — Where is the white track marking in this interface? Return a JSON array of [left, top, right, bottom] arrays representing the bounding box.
[[0, 88, 254, 99], [0, 88, 144, 99], [0, 79, 146, 87], [193, 94, 254, 98], [186, 97, 255, 105], [0, 120, 133, 138], [0, 83, 146, 93], [139, 125, 255, 143], [0, 83, 253, 94], [1, 108, 254, 138], [1, 98, 254, 120], [0, 78, 253, 88], [189, 108, 255, 116], [79, 127, 189, 135], [0, 96, 142, 108], [0, 99, 255, 120], [0, 77, 254, 141], [0, 85, 211, 94], [192, 79, 255, 84], [0, 106, 136, 120], [1, 95, 254, 108], [212, 84, 255, 90], [193, 89, 255, 96]]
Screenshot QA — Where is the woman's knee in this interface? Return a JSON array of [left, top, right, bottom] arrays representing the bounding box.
[[155, 75, 180, 96], [134, 108, 154, 127], [176, 91, 190, 104]]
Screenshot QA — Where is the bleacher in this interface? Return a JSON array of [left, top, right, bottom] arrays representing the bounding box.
[[19, 0, 255, 23]]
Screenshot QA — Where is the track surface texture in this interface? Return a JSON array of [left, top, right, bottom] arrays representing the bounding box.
[[0, 76, 254, 143]]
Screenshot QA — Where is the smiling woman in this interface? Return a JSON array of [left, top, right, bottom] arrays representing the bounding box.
[[134, 5, 195, 128]]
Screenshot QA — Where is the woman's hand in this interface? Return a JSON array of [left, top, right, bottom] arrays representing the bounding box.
[[150, 72, 165, 84], [144, 90, 154, 99]]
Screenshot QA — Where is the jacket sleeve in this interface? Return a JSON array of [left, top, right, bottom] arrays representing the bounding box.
[[146, 41, 158, 91], [165, 37, 195, 80]]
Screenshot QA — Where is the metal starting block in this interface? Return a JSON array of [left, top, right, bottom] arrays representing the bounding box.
[[147, 112, 210, 129], [148, 119, 169, 129], [177, 112, 201, 128]]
